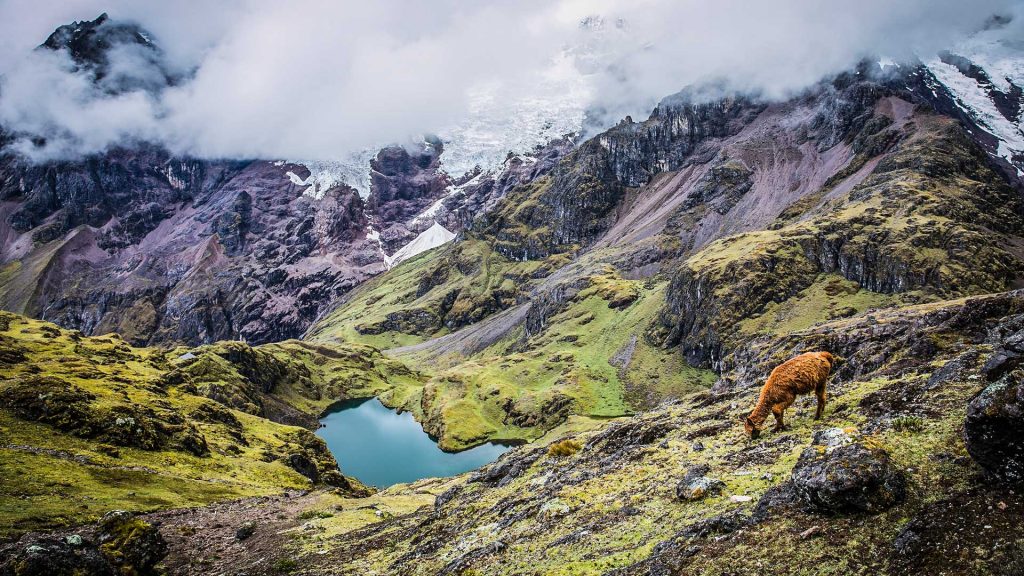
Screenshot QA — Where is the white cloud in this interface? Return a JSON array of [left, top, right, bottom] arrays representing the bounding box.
[[0, 0, 1019, 163]]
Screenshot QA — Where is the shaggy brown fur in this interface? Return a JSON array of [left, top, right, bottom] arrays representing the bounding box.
[[744, 351, 835, 438]]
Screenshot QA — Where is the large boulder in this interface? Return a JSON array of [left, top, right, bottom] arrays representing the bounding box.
[[964, 373, 1024, 484], [0, 512, 167, 576], [791, 428, 906, 513], [96, 511, 168, 575]]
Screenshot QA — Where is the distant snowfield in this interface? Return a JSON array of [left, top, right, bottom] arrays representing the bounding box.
[[284, 54, 589, 199], [437, 54, 589, 180], [924, 26, 1024, 175], [282, 153, 377, 200], [385, 222, 456, 269]]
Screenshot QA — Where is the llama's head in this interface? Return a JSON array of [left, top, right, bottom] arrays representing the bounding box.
[[744, 415, 761, 439]]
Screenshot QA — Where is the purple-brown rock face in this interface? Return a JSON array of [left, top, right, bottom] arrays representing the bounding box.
[[0, 149, 383, 345]]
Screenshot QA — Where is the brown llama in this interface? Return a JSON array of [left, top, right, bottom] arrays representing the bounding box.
[[743, 351, 835, 439]]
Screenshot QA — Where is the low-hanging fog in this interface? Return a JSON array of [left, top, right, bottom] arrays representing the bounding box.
[[0, 0, 1020, 165]]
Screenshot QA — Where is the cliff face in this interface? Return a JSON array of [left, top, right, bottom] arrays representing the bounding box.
[[0, 148, 385, 345], [479, 93, 763, 260], [0, 15, 554, 347]]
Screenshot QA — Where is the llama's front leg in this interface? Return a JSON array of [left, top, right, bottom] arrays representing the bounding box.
[[772, 405, 786, 432]]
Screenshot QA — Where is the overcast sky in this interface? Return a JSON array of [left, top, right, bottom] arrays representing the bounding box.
[[0, 0, 1019, 162]]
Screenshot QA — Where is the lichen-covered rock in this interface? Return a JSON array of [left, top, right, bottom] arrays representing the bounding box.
[[964, 373, 1024, 484], [0, 374, 209, 456], [981, 314, 1024, 381], [285, 453, 320, 483], [750, 482, 800, 523], [470, 447, 546, 488], [0, 534, 115, 576], [235, 521, 257, 541], [96, 511, 168, 575], [539, 498, 571, 519], [676, 464, 725, 501], [791, 428, 906, 513]]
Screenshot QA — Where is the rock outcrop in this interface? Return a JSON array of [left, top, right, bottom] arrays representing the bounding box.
[[0, 511, 167, 576], [964, 372, 1024, 484], [790, 428, 906, 513]]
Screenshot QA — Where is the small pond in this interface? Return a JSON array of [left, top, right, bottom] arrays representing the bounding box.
[[316, 397, 513, 487]]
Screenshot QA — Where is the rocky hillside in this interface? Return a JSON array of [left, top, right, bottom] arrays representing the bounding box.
[[6, 288, 1020, 575], [2, 11, 1024, 576], [224, 290, 1024, 575]]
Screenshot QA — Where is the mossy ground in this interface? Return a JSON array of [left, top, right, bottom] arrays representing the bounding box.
[[385, 278, 712, 451], [308, 242, 715, 451], [418, 280, 713, 448], [659, 113, 1024, 371], [0, 312, 404, 536]]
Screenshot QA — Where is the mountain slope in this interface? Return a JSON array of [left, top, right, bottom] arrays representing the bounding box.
[[308, 64, 1024, 452], [0, 15, 576, 347], [65, 288, 1021, 576], [2, 12, 1024, 576]]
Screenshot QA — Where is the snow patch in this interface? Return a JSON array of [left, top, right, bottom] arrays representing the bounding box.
[[283, 152, 377, 198], [385, 222, 456, 269], [436, 53, 588, 179], [926, 57, 1024, 174]]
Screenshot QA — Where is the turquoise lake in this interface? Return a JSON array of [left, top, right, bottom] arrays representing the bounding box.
[[316, 397, 512, 487]]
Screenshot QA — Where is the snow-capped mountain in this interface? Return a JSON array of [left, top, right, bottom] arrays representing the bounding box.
[[286, 51, 589, 200], [919, 17, 1024, 178]]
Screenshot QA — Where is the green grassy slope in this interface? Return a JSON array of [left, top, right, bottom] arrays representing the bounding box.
[[0, 311, 424, 536]]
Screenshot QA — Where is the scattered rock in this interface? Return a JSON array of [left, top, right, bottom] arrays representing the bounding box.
[[676, 465, 725, 501], [791, 428, 906, 513], [470, 447, 545, 487], [679, 511, 747, 538], [438, 540, 506, 576], [0, 512, 166, 576], [235, 521, 257, 541], [925, 350, 979, 389], [434, 486, 461, 511], [964, 374, 1024, 484], [0, 534, 115, 576], [586, 418, 675, 454], [750, 482, 799, 523], [892, 489, 1024, 574], [800, 525, 821, 539], [539, 498, 571, 519], [285, 453, 320, 483]]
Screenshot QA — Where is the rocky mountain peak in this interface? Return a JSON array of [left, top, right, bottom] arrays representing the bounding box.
[[39, 12, 177, 94]]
